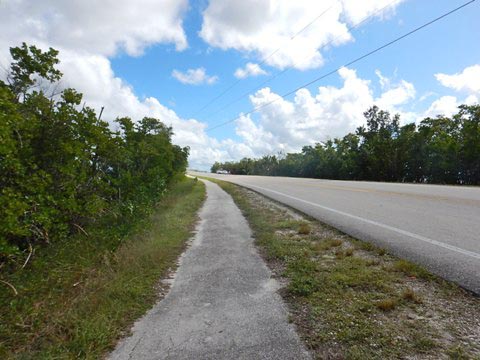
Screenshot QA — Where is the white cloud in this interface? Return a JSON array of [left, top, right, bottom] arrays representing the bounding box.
[[200, 0, 404, 70], [0, 0, 188, 57], [423, 94, 479, 119], [231, 67, 416, 156], [375, 69, 390, 89], [435, 65, 480, 94], [2, 0, 476, 171], [421, 64, 480, 119], [340, 0, 403, 24], [0, 0, 231, 170], [48, 51, 244, 170], [418, 91, 437, 103], [172, 67, 218, 85], [37, 53, 420, 169], [376, 80, 415, 109], [423, 96, 459, 118], [234, 62, 267, 79]]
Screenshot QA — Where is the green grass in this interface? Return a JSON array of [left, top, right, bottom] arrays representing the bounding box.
[[390, 259, 434, 280], [203, 176, 480, 359], [0, 177, 205, 359]]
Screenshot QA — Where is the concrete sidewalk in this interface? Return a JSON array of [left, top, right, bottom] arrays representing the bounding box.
[[109, 179, 310, 359]]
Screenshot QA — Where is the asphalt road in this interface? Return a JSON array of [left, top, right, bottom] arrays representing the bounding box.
[[192, 172, 480, 294], [110, 180, 310, 359]]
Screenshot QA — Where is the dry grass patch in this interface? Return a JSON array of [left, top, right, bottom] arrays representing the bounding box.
[[376, 298, 397, 311], [298, 222, 312, 235], [402, 287, 423, 304]]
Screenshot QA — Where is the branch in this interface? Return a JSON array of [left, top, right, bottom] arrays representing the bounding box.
[[0, 280, 18, 296], [21, 243, 34, 269], [13, 128, 23, 148], [73, 223, 89, 237]]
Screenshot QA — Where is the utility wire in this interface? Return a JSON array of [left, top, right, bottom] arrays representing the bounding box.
[[190, 3, 335, 118], [206, 0, 476, 132], [202, 0, 400, 122]]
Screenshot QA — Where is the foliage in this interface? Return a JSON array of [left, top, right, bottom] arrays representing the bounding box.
[[8, 42, 62, 100], [0, 178, 205, 358], [212, 105, 480, 185], [0, 43, 189, 266]]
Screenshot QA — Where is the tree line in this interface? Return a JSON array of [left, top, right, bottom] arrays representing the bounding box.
[[0, 43, 189, 265], [212, 105, 480, 184]]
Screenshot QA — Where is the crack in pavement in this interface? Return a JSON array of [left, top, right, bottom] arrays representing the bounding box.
[[109, 179, 310, 359]]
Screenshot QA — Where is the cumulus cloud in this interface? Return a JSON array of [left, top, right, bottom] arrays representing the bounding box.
[[423, 94, 479, 119], [234, 62, 267, 79], [232, 67, 416, 156], [435, 64, 480, 94], [376, 81, 415, 109], [0, 0, 228, 169], [423, 96, 460, 119], [172, 67, 218, 85], [421, 64, 480, 119], [200, 0, 404, 70], [340, 0, 403, 24], [0, 0, 188, 56], [2, 0, 475, 171], [15, 49, 243, 170]]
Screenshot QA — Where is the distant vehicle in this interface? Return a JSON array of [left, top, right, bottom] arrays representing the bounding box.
[[216, 169, 230, 174]]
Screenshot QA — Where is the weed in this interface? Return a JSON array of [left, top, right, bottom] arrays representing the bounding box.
[[276, 220, 302, 230], [356, 241, 376, 251], [376, 298, 397, 311], [366, 259, 380, 266], [311, 238, 343, 252], [402, 288, 422, 304], [413, 336, 438, 352], [298, 222, 311, 235], [392, 260, 432, 280], [289, 274, 320, 296], [330, 239, 343, 247], [446, 344, 470, 359]]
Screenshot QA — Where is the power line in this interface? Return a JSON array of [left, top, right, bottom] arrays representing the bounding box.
[[206, 0, 476, 132], [202, 0, 400, 122], [190, 3, 335, 118]]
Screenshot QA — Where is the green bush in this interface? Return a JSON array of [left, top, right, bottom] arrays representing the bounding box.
[[0, 43, 189, 266]]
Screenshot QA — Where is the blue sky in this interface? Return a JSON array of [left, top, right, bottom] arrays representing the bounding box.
[[1, 0, 479, 169], [112, 0, 478, 138]]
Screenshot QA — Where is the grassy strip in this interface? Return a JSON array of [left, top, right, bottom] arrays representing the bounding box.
[[206, 177, 480, 359], [0, 177, 205, 359]]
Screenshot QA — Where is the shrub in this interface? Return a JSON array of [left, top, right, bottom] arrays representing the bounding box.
[[0, 43, 189, 267]]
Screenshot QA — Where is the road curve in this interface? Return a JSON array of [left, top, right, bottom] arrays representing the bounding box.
[[191, 172, 480, 294]]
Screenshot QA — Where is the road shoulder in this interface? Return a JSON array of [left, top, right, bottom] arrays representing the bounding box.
[[212, 178, 480, 359]]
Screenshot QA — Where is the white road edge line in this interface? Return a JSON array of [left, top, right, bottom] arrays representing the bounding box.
[[244, 183, 480, 261]]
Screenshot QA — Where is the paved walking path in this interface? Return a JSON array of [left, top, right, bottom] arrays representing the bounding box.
[[109, 180, 310, 359]]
